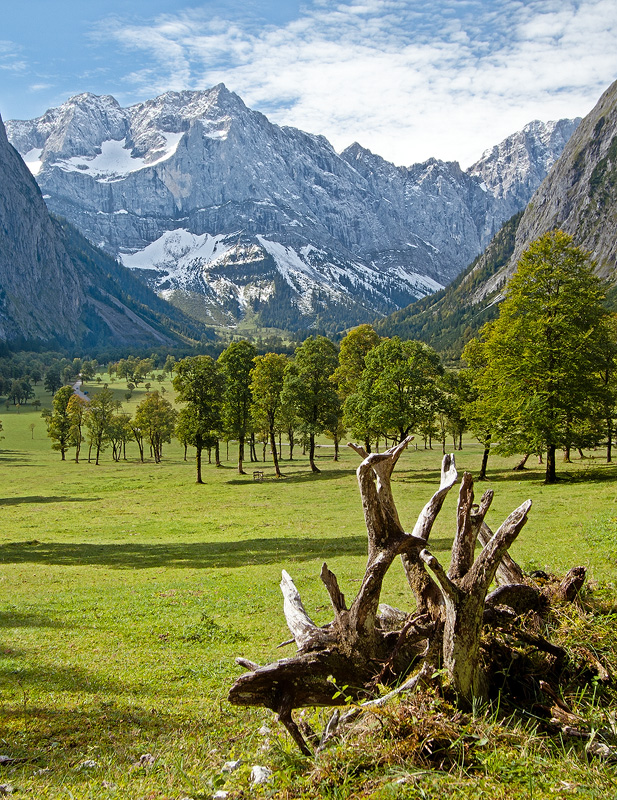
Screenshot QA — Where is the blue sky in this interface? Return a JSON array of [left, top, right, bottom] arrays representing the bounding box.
[[1, 0, 616, 167]]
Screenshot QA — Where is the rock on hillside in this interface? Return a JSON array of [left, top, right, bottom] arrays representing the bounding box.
[[506, 80, 617, 283]]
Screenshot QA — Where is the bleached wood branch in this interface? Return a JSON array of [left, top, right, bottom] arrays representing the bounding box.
[[281, 570, 328, 650]]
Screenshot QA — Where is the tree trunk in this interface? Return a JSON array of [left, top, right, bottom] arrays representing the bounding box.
[[238, 435, 246, 475], [607, 418, 613, 463], [545, 444, 557, 484], [270, 425, 282, 478], [309, 433, 320, 473], [478, 443, 490, 480], [512, 453, 530, 471], [196, 447, 203, 484], [215, 439, 221, 467]]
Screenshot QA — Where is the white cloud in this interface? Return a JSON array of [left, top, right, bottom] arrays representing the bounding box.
[[97, 0, 617, 167], [0, 39, 27, 73]]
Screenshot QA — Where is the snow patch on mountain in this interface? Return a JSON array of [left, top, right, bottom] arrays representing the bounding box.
[[120, 229, 234, 284], [23, 148, 43, 175], [53, 133, 184, 181]]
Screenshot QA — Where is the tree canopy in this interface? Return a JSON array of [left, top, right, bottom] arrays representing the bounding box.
[[464, 230, 607, 483]]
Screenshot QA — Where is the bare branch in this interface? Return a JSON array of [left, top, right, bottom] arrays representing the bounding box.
[[478, 521, 525, 585], [236, 657, 260, 671], [281, 570, 327, 650], [420, 549, 459, 601], [449, 472, 475, 580], [347, 442, 369, 460], [466, 500, 532, 591], [411, 453, 458, 540], [320, 562, 348, 615]]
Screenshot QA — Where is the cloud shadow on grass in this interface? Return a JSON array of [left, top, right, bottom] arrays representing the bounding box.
[[0, 535, 453, 570]]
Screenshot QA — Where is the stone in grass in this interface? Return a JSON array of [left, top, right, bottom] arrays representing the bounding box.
[[133, 753, 156, 768], [222, 759, 242, 773], [0, 785, 13, 796], [250, 765, 272, 785], [213, 792, 229, 799], [77, 760, 100, 770]]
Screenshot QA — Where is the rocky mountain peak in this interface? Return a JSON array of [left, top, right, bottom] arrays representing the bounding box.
[[5, 86, 581, 332], [502, 79, 617, 284]]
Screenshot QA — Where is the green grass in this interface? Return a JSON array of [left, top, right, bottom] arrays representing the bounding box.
[[1, 378, 617, 797]]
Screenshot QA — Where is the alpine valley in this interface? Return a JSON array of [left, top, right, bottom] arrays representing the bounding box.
[[6, 85, 579, 333]]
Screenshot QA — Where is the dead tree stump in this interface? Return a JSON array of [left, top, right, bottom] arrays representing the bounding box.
[[228, 441, 583, 754]]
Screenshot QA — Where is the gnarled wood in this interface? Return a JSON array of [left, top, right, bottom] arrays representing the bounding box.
[[229, 447, 578, 752]]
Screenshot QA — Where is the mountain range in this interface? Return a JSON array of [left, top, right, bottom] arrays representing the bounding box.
[[6, 86, 579, 333]]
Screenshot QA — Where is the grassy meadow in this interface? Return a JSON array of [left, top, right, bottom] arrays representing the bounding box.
[[1, 375, 617, 798]]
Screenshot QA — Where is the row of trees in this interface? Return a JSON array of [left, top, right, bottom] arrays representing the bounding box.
[[170, 333, 465, 482], [41, 232, 617, 484], [43, 386, 177, 466]]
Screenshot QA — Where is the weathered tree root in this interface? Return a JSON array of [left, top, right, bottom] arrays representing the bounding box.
[[228, 443, 586, 755]]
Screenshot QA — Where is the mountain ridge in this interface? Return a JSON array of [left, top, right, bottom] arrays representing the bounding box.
[[6, 86, 580, 333], [375, 78, 617, 359], [0, 112, 205, 350]]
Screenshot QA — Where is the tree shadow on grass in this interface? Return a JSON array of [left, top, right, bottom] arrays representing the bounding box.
[[0, 535, 453, 570], [0, 496, 100, 506], [0, 450, 31, 464], [0, 611, 69, 629], [0, 661, 142, 698]]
